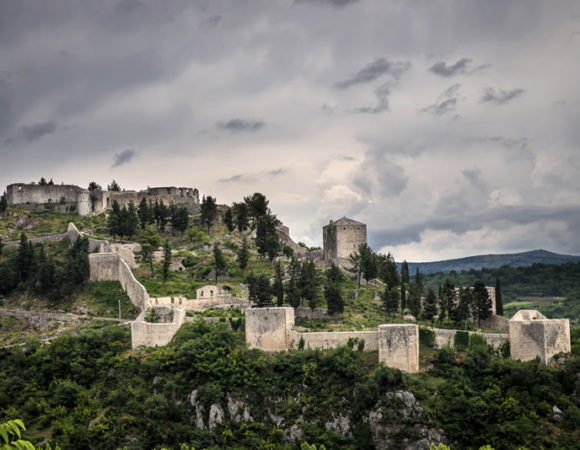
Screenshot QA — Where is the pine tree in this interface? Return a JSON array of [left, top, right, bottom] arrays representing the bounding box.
[[414, 268, 423, 295], [347, 250, 362, 289], [423, 287, 438, 327], [107, 200, 121, 239], [200, 195, 217, 234], [473, 280, 492, 327], [108, 180, 121, 191], [138, 198, 150, 230], [237, 236, 249, 272], [273, 262, 284, 307], [383, 285, 399, 319], [442, 278, 457, 322], [17, 233, 34, 283], [139, 226, 161, 275], [456, 287, 472, 326], [401, 260, 410, 285], [224, 208, 235, 232], [407, 282, 421, 320], [232, 202, 249, 232], [360, 244, 377, 286], [255, 214, 280, 261], [495, 277, 503, 316], [286, 258, 301, 308], [171, 206, 189, 235], [325, 263, 344, 315], [244, 192, 270, 222], [162, 240, 171, 283], [213, 244, 226, 283], [247, 273, 272, 307], [0, 193, 7, 215], [400, 280, 407, 314], [300, 260, 319, 310]]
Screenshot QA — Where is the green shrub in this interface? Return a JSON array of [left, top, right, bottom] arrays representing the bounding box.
[[419, 328, 435, 348], [454, 331, 469, 350], [469, 333, 487, 349]]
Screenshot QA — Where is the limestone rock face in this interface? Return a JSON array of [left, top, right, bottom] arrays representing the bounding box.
[[189, 389, 205, 429], [368, 390, 446, 450], [208, 403, 224, 430]]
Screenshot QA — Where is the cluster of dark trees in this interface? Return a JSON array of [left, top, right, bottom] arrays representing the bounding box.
[[391, 260, 495, 326], [107, 199, 189, 240], [0, 193, 7, 214], [246, 259, 344, 314], [0, 233, 90, 301]]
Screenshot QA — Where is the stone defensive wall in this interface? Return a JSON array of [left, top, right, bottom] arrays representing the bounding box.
[[432, 328, 509, 349], [289, 330, 379, 351], [294, 307, 341, 320], [146, 296, 250, 311], [89, 253, 149, 311], [245, 307, 419, 373], [90, 187, 199, 215], [480, 314, 509, 332], [131, 307, 186, 349], [67, 222, 111, 253], [509, 310, 570, 364]]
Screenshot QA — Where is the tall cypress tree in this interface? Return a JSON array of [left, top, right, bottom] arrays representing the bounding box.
[[473, 280, 492, 327], [273, 262, 284, 307], [400, 280, 406, 314], [495, 277, 503, 316], [162, 240, 171, 283], [423, 287, 438, 327], [401, 260, 410, 285]]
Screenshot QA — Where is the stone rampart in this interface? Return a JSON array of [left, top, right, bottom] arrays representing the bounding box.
[[67, 222, 110, 253], [245, 307, 294, 351], [146, 296, 250, 311], [432, 328, 508, 349], [89, 253, 148, 311], [378, 325, 419, 373], [289, 330, 378, 350], [509, 310, 570, 364], [131, 308, 186, 349]]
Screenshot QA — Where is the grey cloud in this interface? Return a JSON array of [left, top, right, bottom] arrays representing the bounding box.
[[268, 168, 287, 176], [354, 81, 395, 114], [352, 149, 409, 198], [335, 58, 411, 89], [464, 135, 529, 151], [295, 0, 359, 8], [429, 58, 472, 77], [217, 119, 265, 132], [112, 149, 136, 167], [5, 120, 57, 145], [219, 174, 244, 183], [421, 84, 461, 116], [200, 15, 222, 28], [481, 87, 525, 105]]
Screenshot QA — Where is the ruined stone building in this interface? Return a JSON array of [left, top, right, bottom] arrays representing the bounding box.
[[323, 217, 367, 266], [5, 183, 199, 216]]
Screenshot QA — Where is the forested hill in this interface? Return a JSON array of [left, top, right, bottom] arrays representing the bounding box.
[[398, 249, 580, 275]]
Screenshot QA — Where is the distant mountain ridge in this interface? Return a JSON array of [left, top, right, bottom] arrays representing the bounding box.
[[397, 249, 580, 275]]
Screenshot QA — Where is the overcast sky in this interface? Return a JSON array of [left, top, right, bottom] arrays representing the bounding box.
[[1, 0, 580, 261]]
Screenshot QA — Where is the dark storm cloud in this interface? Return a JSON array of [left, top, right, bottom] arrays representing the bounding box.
[[112, 149, 136, 167], [4, 121, 57, 145], [294, 0, 360, 8], [429, 58, 472, 77], [335, 58, 411, 89], [421, 84, 461, 116], [216, 119, 265, 132], [481, 87, 526, 105]]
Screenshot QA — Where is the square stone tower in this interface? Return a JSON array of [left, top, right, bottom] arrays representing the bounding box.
[[323, 217, 367, 264]]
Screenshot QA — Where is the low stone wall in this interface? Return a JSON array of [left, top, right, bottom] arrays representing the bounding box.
[[378, 325, 419, 373], [289, 330, 378, 350], [432, 328, 508, 349], [131, 308, 186, 349]]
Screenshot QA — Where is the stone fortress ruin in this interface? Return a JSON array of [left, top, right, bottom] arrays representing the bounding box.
[[4, 183, 570, 372], [5, 182, 199, 216]]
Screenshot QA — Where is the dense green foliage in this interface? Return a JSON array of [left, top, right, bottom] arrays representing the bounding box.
[[0, 234, 89, 302], [0, 323, 578, 449]]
